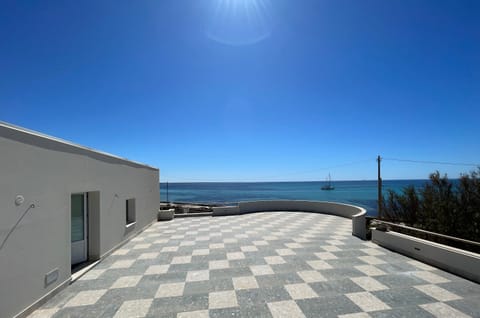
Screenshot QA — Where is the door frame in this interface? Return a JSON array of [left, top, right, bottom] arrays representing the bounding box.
[[71, 193, 88, 265]]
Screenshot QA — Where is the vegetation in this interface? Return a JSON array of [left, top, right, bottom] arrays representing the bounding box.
[[381, 169, 480, 243]]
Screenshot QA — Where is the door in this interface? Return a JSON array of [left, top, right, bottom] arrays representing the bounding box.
[[71, 193, 87, 265]]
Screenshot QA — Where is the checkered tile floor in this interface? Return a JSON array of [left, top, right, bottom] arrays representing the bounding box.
[[30, 212, 480, 318]]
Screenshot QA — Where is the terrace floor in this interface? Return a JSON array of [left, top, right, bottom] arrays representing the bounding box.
[[30, 212, 479, 318]]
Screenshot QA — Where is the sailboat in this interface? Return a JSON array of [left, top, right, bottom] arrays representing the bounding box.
[[321, 173, 335, 190]]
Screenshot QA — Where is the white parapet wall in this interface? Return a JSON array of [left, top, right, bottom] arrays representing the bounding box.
[[372, 229, 480, 284], [212, 200, 367, 240]]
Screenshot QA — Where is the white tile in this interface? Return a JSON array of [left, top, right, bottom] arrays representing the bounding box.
[[145, 264, 169, 275], [420, 302, 471, 318], [297, 271, 326, 283], [154, 239, 169, 244], [326, 240, 345, 246], [307, 260, 333, 270], [250, 265, 274, 276], [232, 276, 259, 290], [276, 248, 296, 256], [360, 248, 385, 256], [253, 240, 269, 246], [177, 310, 210, 318], [415, 284, 461, 301], [133, 243, 151, 250], [314, 252, 337, 260], [358, 256, 386, 265], [209, 243, 225, 249], [284, 283, 318, 300], [138, 252, 159, 260], [180, 241, 196, 246], [263, 235, 279, 241], [293, 238, 310, 243], [28, 308, 60, 318], [110, 260, 135, 269], [407, 260, 436, 271], [354, 265, 386, 277], [111, 275, 142, 289], [346, 292, 391, 312], [413, 271, 450, 284], [161, 246, 179, 253], [285, 243, 303, 249], [268, 300, 305, 318], [223, 238, 238, 244], [321, 245, 341, 252], [113, 299, 153, 318], [264, 256, 286, 265], [81, 269, 106, 280], [209, 260, 230, 270], [209, 290, 238, 309], [186, 270, 210, 282], [350, 277, 388, 292], [227, 252, 245, 260], [338, 313, 372, 318], [171, 256, 192, 264], [155, 282, 185, 298], [192, 249, 210, 256], [241, 246, 258, 252], [112, 249, 129, 256], [64, 289, 107, 307]]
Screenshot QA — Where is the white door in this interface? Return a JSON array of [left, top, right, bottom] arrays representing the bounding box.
[[71, 193, 87, 265]]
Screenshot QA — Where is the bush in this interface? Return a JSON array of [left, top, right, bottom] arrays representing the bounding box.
[[381, 169, 480, 242]]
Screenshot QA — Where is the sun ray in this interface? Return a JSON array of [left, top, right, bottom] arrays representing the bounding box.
[[206, 0, 274, 46]]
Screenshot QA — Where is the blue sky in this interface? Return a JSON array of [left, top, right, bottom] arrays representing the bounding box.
[[1, 0, 479, 181]]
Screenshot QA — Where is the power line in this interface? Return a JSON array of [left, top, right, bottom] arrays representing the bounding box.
[[383, 157, 479, 167]]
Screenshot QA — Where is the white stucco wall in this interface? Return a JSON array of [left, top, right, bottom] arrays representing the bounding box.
[[372, 229, 480, 284], [0, 123, 159, 318]]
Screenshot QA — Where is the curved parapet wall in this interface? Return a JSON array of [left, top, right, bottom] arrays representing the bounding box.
[[212, 200, 367, 240]]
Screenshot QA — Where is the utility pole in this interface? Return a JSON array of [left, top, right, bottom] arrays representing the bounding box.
[[377, 155, 382, 218], [166, 181, 169, 203]]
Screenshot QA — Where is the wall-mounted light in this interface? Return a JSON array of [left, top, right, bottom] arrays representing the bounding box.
[[15, 195, 24, 206]]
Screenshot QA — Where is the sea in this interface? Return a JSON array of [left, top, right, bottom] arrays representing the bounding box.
[[160, 180, 430, 217]]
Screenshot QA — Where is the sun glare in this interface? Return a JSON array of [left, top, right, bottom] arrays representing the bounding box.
[[206, 0, 274, 46]]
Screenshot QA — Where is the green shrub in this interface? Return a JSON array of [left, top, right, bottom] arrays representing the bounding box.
[[381, 169, 480, 242]]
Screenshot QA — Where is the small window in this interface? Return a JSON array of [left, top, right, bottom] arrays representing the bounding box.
[[126, 198, 136, 226]]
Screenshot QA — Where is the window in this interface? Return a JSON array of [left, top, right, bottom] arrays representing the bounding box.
[[126, 198, 136, 226]]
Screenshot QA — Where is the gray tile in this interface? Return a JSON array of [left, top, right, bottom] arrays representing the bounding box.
[[148, 294, 209, 315], [375, 273, 426, 289], [310, 279, 365, 296], [320, 268, 367, 281], [239, 304, 274, 318], [369, 306, 436, 318], [184, 278, 234, 295], [439, 281, 480, 298], [372, 287, 436, 308], [236, 286, 292, 307], [209, 267, 253, 280], [296, 295, 362, 318], [326, 258, 369, 268], [208, 307, 242, 317], [446, 296, 480, 318]]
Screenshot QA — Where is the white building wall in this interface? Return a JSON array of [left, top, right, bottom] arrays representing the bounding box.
[[0, 123, 159, 318]]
